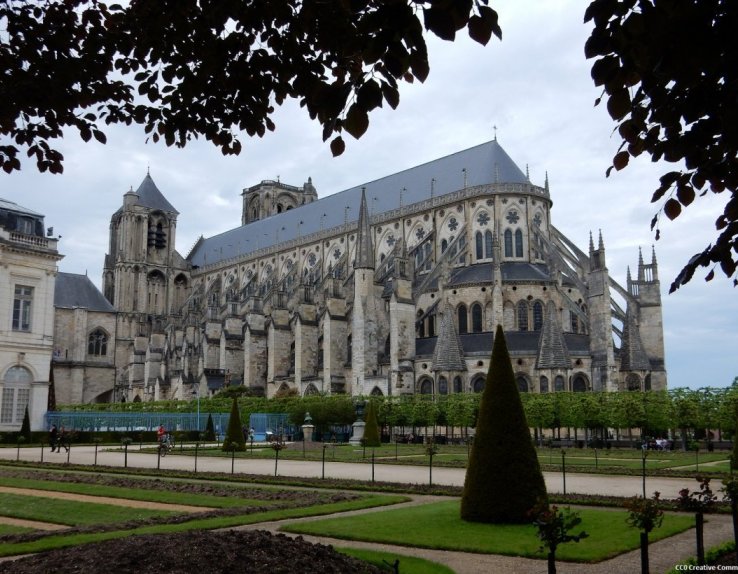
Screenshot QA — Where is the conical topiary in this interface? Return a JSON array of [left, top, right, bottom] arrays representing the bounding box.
[[20, 406, 32, 441], [205, 413, 216, 441], [732, 403, 738, 470], [363, 400, 381, 447], [222, 398, 246, 452], [461, 325, 548, 523]]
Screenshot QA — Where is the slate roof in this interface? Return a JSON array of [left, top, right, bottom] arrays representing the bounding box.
[[54, 273, 115, 312], [432, 303, 467, 372], [132, 174, 179, 214], [448, 262, 552, 286], [417, 331, 590, 359], [0, 198, 43, 217], [188, 139, 529, 267], [536, 301, 571, 369]]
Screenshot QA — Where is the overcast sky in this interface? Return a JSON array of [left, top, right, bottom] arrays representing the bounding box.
[[3, 1, 736, 390]]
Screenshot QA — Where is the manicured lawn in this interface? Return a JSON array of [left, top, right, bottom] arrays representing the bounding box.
[[337, 548, 454, 574], [0, 523, 33, 536], [0, 493, 406, 557], [0, 493, 177, 526], [283, 500, 695, 562]]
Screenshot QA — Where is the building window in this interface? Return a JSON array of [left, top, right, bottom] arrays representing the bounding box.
[[441, 238, 448, 253], [472, 375, 485, 393], [571, 313, 579, 333], [515, 229, 524, 257], [540, 376, 549, 393], [420, 379, 433, 394], [453, 376, 462, 393], [554, 375, 565, 392], [457, 304, 468, 334], [471, 303, 483, 333], [485, 230, 494, 259], [517, 301, 528, 331], [87, 329, 108, 356], [533, 301, 543, 331], [573, 375, 588, 392], [12, 286, 33, 331], [517, 376, 528, 393], [475, 232, 483, 260], [439, 377, 448, 395], [1, 366, 32, 424], [504, 229, 513, 257]]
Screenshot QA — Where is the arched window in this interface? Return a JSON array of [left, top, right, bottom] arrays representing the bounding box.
[[471, 303, 483, 333], [424, 243, 432, 271], [457, 304, 468, 334], [370, 386, 384, 396], [645, 374, 652, 391], [517, 301, 529, 331], [384, 335, 391, 359], [417, 312, 425, 338], [517, 376, 528, 393], [472, 375, 485, 393], [87, 329, 108, 356], [573, 375, 588, 392], [427, 314, 435, 337], [540, 376, 549, 393], [475, 232, 483, 259], [346, 334, 352, 363], [304, 383, 319, 396], [515, 229, 524, 257], [485, 230, 494, 258], [420, 378, 433, 394], [626, 373, 641, 391], [453, 376, 463, 393], [1, 366, 32, 424], [571, 313, 579, 333], [554, 375, 565, 392], [533, 302, 544, 331], [441, 238, 448, 253], [504, 229, 513, 257], [439, 377, 448, 395]]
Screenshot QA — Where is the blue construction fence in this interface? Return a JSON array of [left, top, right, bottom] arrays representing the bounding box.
[[45, 412, 298, 442]]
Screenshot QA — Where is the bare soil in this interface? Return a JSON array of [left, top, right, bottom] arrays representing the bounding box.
[[0, 530, 383, 574]]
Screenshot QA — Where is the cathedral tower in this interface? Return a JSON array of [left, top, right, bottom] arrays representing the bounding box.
[[241, 178, 317, 224]]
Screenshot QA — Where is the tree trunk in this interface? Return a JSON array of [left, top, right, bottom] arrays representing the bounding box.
[[547, 551, 556, 574], [640, 532, 649, 574], [696, 512, 705, 565]]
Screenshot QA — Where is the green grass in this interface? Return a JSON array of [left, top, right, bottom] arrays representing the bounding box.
[[0, 493, 177, 526], [0, 493, 407, 557], [337, 548, 455, 574], [0, 523, 33, 536], [0, 476, 259, 508], [283, 500, 695, 562]]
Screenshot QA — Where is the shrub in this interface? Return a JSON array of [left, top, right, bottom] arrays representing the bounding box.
[[362, 400, 381, 447], [222, 398, 246, 452], [461, 325, 548, 523], [204, 413, 216, 441]]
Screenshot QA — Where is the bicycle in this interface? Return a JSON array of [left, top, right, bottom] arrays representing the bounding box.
[[158, 434, 175, 456]]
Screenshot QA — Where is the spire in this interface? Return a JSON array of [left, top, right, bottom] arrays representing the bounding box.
[[432, 302, 467, 372], [619, 303, 651, 371], [638, 247, 645, 281], [536, 301, 571, 370], [544, 171, 549, 193], [589, 231, 595, 255], [354, 187, 374, 270], [134, 173, 179, 214], [525, 164, 530, 181], [598, 229, 605, 251]]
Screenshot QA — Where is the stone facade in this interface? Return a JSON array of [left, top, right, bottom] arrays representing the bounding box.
[[0, 199, 61, 430], [68, 140, 669, 404]]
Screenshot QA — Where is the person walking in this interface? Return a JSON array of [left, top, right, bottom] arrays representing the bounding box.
[[49, 425, 58, 452], [59, 425, 69, 452]]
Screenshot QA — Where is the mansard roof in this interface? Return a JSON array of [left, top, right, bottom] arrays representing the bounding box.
[[133, 174, 179, 215], [0, 198, 43, 218], [188, 139, 529, 267], [417, 331, 590, 358], [54, 272, 115, 312], [448, 262, 552, 286]]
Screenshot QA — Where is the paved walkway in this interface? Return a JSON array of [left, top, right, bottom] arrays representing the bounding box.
[[0, 444, 732, 573]]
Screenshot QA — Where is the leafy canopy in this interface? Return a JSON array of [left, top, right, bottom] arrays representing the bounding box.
[[0, 0, 500, 175], [585, 0, 738, 290]]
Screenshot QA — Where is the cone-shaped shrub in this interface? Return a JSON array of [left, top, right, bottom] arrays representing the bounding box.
[[732, 403, 738, 470], [20, 406, 32, 441], [461, 325, 548, 523], [222, 398, 246, 452], [363, 400, 381, 447], [205, 413, 216, 441]]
